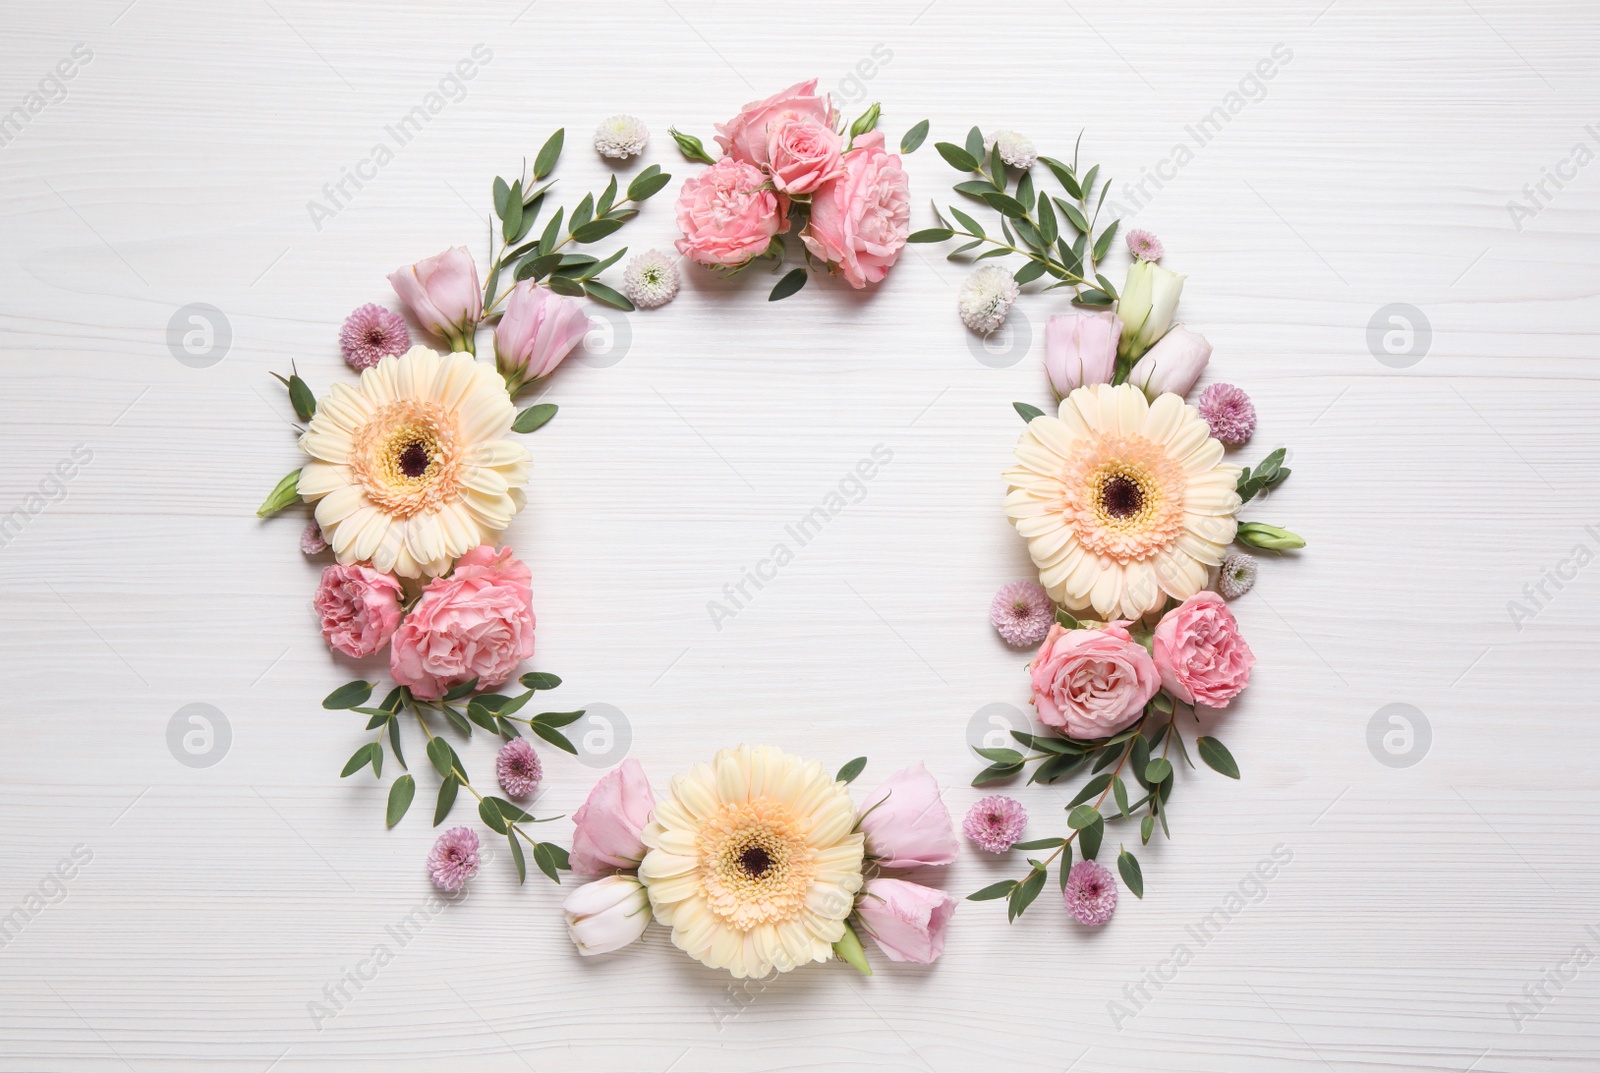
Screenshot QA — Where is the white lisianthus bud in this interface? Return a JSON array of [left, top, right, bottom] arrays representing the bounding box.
[[1116, 260, 1186, 361], [562, 875, 651, 956], [1127, 326, 1212, 399]]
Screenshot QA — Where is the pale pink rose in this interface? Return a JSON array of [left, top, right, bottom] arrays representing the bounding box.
[[765, 113, 845, 195], [1044, 310, 1121, 397], [314, 563, 403, 658], [855, 878, 956, 964], [494, 281, 591, 392], [673, 158, 787, 268], [1152, 591, 1255, 708], [571, 759, 655, 875], [800, 132, 910, 289], [713, 78, 836, 169], [857, 762, 959, 869], [1029, 622, 1161, 740], [389, 545, 534, 701], [388, 246, 483, 350]]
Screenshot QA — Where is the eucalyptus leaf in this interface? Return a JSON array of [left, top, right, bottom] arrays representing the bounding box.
[[1117, 847, 1144, 898], [513, 404, 558, 434], [968, 880, 1017, 902], [900, 119, 929, 153], [1197, 736, 1241, 779], [769, 268, 808, 301], [386, 775, 415, 827], [582, 280, 634, 310], [434, 774, 459, 826], [1014, 401, 1044, 422], [508, 830, 527, 884], [934, 142, 980, 172], [520, 671, 561, 690], [533, 128, 564, 179], [836, 756, 868, 784]]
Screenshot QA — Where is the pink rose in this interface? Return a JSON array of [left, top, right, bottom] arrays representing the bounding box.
[[855, 878, 956, 965], [713, 78, 836, 169], [800, 132, 910, 289], [388, 246, 483, 350], [1029, 622, 1160, 740], [314, 563, 403, 658], [1152, 591, 1255, 708], [857, 762, 959, 869], [765, 113, 845, 195], [494, 281, 591, 393], [674, 158, 787, 268], [389, 545, 535, 700], [571, 759, 655, 875]]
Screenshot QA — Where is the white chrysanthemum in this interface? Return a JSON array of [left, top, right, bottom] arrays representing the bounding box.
[[985, 130, 1037, 169], [958, 264, 1020, 334], [296, 346, 531, 578], [1003, 383, 1241, 621], [594, 114, 649, 160], [638, 745, 865, 979], [622, 249, 681, 309]]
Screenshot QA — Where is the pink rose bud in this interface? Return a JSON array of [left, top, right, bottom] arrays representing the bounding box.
[[1127, 325, 1212, 400], [562, 875, 652, 956], [570, 759, 655, 875], [1044, 310, 1122, 397], [388, 246, 483, 352], [857, 762, 959, 869], [674, 158, 787, 268], [800, 131, 911, 289], [765, 113, 846, 195], [855, 878, 957, 964], [313, 563, 403, 658], [1152, 591, 1255, 708], [388, 545, 535, 700], [494, 281, 591, 393], [713, 78, 837, 168], [1029, 622, 1161, 740]]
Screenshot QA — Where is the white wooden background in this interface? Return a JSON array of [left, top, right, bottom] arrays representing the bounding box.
[[3, 1, 1597, 1070]]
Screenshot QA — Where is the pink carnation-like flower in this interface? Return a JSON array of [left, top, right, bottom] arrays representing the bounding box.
[[801, 131, 910, 289], [713, 78, 837, 169], [300, 520, 328, 556], [1197, 382, 1257, 446], [1064, 858, 1117, 926], [428, 826, 480, 892], [1152, 591, 1255, 708], [389, 545, 536, 701], [1029, 622, 1161, 740], [963, 795, 1027, 853], [338, 303, 410, 371], [496, 738, 543, 799], [674, 158, 787, 269], [990, 580, 1054, 647], [765, 112, 845, 195], [1125, 229, 1164, 262], [313, 563, 403, 659]]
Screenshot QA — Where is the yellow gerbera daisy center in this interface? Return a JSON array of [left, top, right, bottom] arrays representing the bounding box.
[[1063, 435, 1186, 561], [698, 799, 816, 932], [351, 400, 464, 518]]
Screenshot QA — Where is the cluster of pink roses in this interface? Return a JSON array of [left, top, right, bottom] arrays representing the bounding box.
[[674, 79, 911, 289], [313, 545, 536, 701]]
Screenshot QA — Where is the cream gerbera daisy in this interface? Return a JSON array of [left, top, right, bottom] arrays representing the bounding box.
[[638, 745, 865, 979], [1004, 383, 1241, 621], [296, 346, 531, 578]]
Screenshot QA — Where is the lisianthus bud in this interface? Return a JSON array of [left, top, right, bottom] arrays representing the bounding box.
[[493, 281, 591, 394], [1236, 522, 1306, 551], [562, 875, 652, 956], [388, 247, 483, 353], [1127, 326, 1212, 399], [1044, 310, 1121, 397], [1116, 260, 1185, 361]]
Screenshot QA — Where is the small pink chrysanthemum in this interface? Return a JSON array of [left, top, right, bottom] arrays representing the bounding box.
[[428, 826, 480, 892], [1197, 382, 1257, 446], [990, 580, 1054, 647], [1064, 858, 1118, 926], [963, 795, 1028, 853], [300, 520, 328, 555], [496, 738, 542, 799], [1125, 229, 1164, 262], [339, 303, 411, 371]]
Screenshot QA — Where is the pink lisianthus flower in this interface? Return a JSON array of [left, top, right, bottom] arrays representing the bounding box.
[[765, 112, 845, 195], [1029, 622, 1161, 740], [388, 247, 482, 352], [389, 545, 535, 701], [1152, 591, 1255, 708], [857, 762, 959, 869], [855, 878, 957, 964], [494, 281, 591, 393], [1044, 310, 1121, 397], [674, 158, 788, 269], [800, 131, 910, 289], [713, 78, 837, 169], [313, 563, 403, 658], [570, 759, 655, 875]]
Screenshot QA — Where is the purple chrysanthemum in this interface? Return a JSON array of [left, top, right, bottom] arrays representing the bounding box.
[[1197, 382, 1257, 446], [496, 738, 543, 799], [299, 519, 328, 555], [1125, 229, 1164, 262], [428, 826, 480, 892], [339, 303, 411, 371], [963, 795, 1028, 853], [1064, 858, 1118, 926], [990, 580, 1054, 647]]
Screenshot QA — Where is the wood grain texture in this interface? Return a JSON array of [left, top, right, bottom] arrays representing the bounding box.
[[2, 1, 1598, 1070]]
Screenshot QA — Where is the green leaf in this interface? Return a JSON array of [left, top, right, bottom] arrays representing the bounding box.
[[1197, 736, 1241, 779], [934, 142, 980, 172], [442, 677, 479, 702], [1112, 775, 1131, 818], [501, 181, 523, 243], [1011, 837, 1066, 851], [1054, 607, 1080, 629], [257, 468, 303, 518], [832, 920, 873, 974], [1060, 201, 1090, 234], [531, 709, 584, 728], [769, 268, 808, 301], [989, 141, 1006, 189], [596, 175, 618, 217], [322, 681, 373, 710], [386, 775, 415, 827], [1131, 735, 1152, 789], [848, 102, 880, 141], [968, 880, 1017, 902], [547, 274, 585, 297], [974, 746, 1024, 765], [340, 743, 375, 778], [1059, 840, 1074, 890], [1014, 401, 1044, 422], [531, 722, 577, 755], [836, 756, 868, 784], [1031, 752, 1087, 785], [1036, 195, 1059, 246], [434, 774, 459, 826], [1078, 815, 1104, 859], [1140, 814, 1155, 844], [533, 128, 564, 180], [478, 796, 508, 834], [899, 119, 929, 154], [906, 227, 954, 243], [441, 705, 471, 735], [1145, 757, 1174, 784], [512, 404, 558, 434], [387, 716, 406, 769], [1067, 805, 1101, 830], [981, 191, 1028, 218], [537, 207, 565, 257], [1068, 773, 1113, 808], [520, 671, 561, 690], [973, 761, 1024, 787], [581, 279, 634, 310], [285, 375, 316, 422], [1008, 866, 1047, 921], [532, 841, 564, 883], [1095, 273, 1120, 301], [1117, 847, 1144, 898], [577, 247, 627, 280], [964, 126, 985, 160], [1039, 155, 1081, 198], [426, 737, 455, 779], [571, 218, 623, 244], [627, 166, 672, 201], [668, 126, 717, 165], [508, 830, 527, 884], [1092, 220, 1120, 262], [465, 700, 501, 733], [1014, 259, 1046, 285], [493, 176, 511, 219], [487, 797, 534, 824]]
